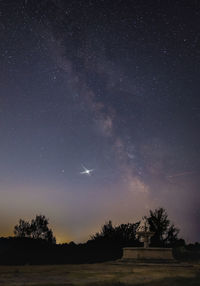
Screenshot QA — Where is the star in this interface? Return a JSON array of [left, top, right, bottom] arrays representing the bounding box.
[[80, 165, 94, 176]]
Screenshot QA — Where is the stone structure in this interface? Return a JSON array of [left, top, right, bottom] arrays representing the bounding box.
[[122, 217, 174, 262], [135, 216, 154, 248], [122, 247, 174, 260]]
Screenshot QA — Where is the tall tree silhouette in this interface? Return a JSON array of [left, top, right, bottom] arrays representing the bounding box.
[[148, 208, 179, 247]]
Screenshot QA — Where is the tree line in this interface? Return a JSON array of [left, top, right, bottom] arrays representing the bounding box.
[[0, 207, 195, 265], [13, 208, 180, 247]]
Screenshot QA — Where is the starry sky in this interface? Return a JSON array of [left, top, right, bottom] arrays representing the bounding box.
[[0, 0, 200, 243]]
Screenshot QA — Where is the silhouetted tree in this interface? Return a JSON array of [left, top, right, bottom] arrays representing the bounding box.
[[165, 223, 179, 245], [91, 220, 114, 240], [14, 215, 56, 244], [91, 220, 140, 245], [14, 219, 31, 238], [148, 207, 179, 247]]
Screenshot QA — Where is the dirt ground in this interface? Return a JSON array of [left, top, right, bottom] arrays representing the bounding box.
[[0, 262, 199, 286]]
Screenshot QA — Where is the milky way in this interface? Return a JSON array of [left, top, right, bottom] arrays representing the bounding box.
[[0, 0, 200, 242]]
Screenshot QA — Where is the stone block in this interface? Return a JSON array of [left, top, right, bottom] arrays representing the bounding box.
[[122, 247, 174, 261]]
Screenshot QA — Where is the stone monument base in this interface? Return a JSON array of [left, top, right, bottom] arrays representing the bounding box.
[[122, 247, 174, 262]]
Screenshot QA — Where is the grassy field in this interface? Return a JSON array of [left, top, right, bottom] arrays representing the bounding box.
[[0, 262, 199, 286]]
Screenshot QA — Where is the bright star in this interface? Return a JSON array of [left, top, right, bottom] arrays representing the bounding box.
[[80, 165, 94, 176]]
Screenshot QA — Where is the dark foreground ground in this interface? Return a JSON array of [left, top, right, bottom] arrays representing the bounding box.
[[0, 262, 199, 286]]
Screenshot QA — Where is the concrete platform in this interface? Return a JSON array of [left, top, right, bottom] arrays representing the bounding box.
[[122, 247, 174, 261]]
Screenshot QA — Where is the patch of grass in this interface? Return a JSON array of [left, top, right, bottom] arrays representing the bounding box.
[[0, 263, 199, 286], [27, 284, 73, 286], [132, 274, 200, 286], [83, 282, 126, 286]]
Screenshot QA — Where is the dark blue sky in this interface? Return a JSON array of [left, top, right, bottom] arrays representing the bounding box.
[[0, 0, 200, 242]]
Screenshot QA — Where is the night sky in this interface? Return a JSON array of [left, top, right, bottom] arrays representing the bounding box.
[[0, 0, 200, 243]]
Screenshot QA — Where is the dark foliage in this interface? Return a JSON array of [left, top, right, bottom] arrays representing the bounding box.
[[148, 208, 180, 247], [0, 220, 142, 265], [14, 215, 56, 244], [88, 220, 142, 260], [173, 242, 200, 262], [0, 208, 195, 265]]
